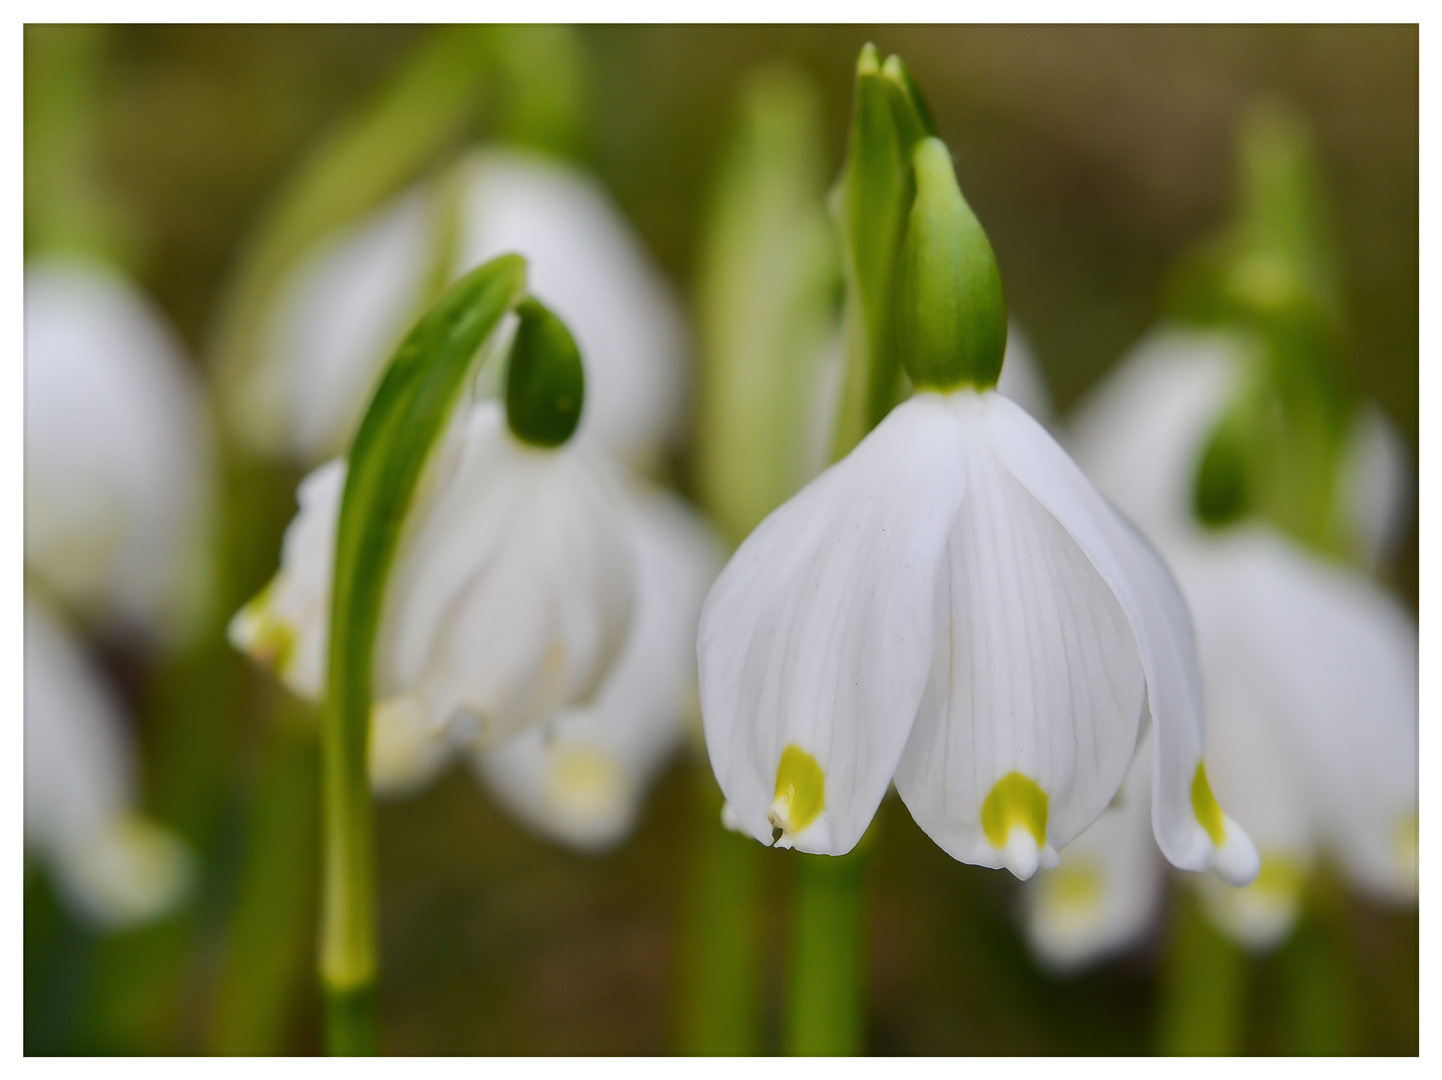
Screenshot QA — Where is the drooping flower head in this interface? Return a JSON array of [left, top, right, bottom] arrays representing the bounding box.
[[24, 258, 215, 644], [1025, 333, 1416, 963], [232, 294, 634, 754], [699, 136, 1257, 884], [235, 149, 687, 472], [25, 598, 194, 928]]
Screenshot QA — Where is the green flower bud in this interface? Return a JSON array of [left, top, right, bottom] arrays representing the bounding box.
[[897, 137, 1007, 392], [505, 296, 585, 447]]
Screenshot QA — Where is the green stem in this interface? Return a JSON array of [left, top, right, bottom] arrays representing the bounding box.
[[784, 845, 868, 1055], [325, 985, 377, 1056], [1156, 889, 1249, 1055], [676, 767, 765, 1054], [317, 256, 526, 1055]]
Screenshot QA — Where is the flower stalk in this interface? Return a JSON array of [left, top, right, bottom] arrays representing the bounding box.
[[319, 254, 526, 1054]]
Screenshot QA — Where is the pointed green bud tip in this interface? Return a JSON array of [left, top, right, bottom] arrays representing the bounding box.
[[880, 53, 936, 143], [505, 296, 585, 447], [897, 137, 1007, 393], [856, 41, 880, 77]]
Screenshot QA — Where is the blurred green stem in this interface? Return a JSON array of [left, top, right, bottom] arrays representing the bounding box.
[[784, 845, 868, 1055], [207, 702, 319, 1055], [1156, 890, 1248, 1054], [677, 768, 765, 1054]]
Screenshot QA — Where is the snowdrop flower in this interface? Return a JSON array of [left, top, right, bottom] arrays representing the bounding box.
[[471, 483, 722, 850], [699, 139, 1257, 884], [25, 598, 193, 928], [25, 258, 214, 643], [1031, 329, 1417, 959], [231, 299, 635, 752], [237, 148, 687, 469]]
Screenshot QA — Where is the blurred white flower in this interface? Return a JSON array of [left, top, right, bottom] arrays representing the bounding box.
[[470, 482, 723, 850], [230, 396, 635, 750], [699, 385, 1257, 883], [24, 258, 214, 644], [1028, 329, 1418, 963], [25, 598, 194, 929], [237, 148, 687, 470]]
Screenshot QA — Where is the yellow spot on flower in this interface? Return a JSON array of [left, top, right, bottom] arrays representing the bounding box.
[[233, 584, 296, 677], [771, 744, 825, 836], [981, 771, 1048, 849], [1248, 855, 1305, 902], [1037, 863, 1101, 916], [1395, 811, 1419, 881], [1191, 762, 1226, 846]]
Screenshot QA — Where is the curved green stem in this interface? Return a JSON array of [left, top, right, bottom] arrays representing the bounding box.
[[319, 256, 526, 1054]]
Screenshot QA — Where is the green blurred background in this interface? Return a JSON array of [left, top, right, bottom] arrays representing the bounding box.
[[24, 24, 1417, 1055]]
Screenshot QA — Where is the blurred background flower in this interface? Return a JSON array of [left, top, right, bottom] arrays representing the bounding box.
[[24, 24, 1416, 1055]]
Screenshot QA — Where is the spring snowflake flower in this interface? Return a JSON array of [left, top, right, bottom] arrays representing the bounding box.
[[231, 393, 634, 751], [236, 149, 686, 470], [470, 482, 722, 850], [699, 139, 1257, 883], [25, 599, 194, 928], [1025, 330, 1417, 962], [24, 258, 214, 643]]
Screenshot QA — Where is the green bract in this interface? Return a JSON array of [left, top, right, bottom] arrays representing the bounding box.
[[505, 296, 585, 447], [897, 137, 1007, 393], [829, 44, 935, 459]]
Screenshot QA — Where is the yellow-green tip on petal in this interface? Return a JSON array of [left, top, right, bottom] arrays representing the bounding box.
[[227, 582, 296, 678], [770, 743, 825, 842], [982, 773, 1052, 879], [982, 771, 1049, 849], [1191, 761, 1227, 846]]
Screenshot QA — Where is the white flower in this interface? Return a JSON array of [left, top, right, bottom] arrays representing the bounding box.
[[24, 258, 214, 643], [471, 482, 723, 850], [1032, 329, 1418, 960], [698, 385, 1258, 883], [25, 598, 194, 929], [230, 396, 634, 749], [238, 149, 687, 469]]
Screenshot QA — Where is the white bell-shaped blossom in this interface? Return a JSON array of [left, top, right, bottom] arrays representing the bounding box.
[[699, 385, 1258, 883], [24, 258, 214, 643], [240, 149, 687, 469], [471, 482, 723, 850], [230, 396, 635, 750], [25, 598, 194, 928], [1029, 329, 1417, 961]]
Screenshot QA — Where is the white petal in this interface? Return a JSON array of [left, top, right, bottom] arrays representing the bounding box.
[[1066, 328, 1241, 541], [1188, 529, 1417, 903], [894, 393, 1145, 879], [378, 401, 634, 745], [454, 149, 689, 470], [229, 458, 345, 700], [1025, 738, 1166, 972], [245, 186, 435, 462], [474, 482, 723, 850], [982, 391, 1256, 882], [698, 397, 967, 854], [369, 694, 456, 797], [25, 259, 215, 644], [24, 599, 193, 927]]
